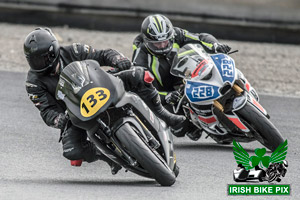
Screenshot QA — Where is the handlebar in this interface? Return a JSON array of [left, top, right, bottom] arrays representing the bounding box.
[[228, 50, 239, 55]]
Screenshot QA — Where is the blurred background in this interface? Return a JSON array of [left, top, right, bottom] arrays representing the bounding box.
[[0, 0, 299, 96], [0, 0, 300, 43]]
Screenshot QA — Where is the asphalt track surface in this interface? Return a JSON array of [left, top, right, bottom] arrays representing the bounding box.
[[0, 70, 299, 200]]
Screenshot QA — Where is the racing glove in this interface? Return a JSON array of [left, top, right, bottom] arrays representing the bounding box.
[[112, 55, 131, 71], [165, 91, 182, 105], [53, 113, 69, 129], [213, 43, 231, 54]]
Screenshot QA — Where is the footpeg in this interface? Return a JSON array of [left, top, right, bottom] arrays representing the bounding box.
[[186, 130, 202, 141]]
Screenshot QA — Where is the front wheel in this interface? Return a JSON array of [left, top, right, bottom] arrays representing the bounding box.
[[116, 123, 176, 186], [236, 102, 284, 151]]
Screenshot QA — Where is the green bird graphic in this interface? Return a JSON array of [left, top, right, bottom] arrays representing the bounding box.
[[233, 140, 288, 170]]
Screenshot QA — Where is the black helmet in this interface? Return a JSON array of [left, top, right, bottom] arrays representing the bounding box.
[[141, 14, 174, 55], [24, 27, 60, 73]]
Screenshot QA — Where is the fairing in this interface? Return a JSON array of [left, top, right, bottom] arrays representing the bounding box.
[[171, 44, 237, 105], [56, 60, 125, 122]]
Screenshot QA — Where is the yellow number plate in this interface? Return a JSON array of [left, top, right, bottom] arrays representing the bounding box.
[[80, 87, 110, 117]]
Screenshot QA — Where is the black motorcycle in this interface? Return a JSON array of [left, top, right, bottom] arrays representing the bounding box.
[[55, 60, 178, 186]]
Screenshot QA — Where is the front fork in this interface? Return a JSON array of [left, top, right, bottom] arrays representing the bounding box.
[[213, 84, 250, 133], [213, 84, 244, 111], [213, 83, 268, 132]]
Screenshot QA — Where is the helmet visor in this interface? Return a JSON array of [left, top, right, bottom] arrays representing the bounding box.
[[27, 41, 59, 72], [26, 54, 50, 72], [27, 53, 58, 72], [145, 39, 172, 54]]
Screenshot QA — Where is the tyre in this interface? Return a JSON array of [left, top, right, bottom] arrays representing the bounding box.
[[236, 102, 284, 151], [116, 123, 176, 186], [173, 163, 180, 178]]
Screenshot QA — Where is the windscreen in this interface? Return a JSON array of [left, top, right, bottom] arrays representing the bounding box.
[[171, 55, 211, 79], [171, 44, 211, 79], [56, 61, 91, 105], [61, 61, 90, 94]]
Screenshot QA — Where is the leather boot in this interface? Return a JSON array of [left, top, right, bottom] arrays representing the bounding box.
[[154, 104, 186, 127], [143, 93, 185, 127]]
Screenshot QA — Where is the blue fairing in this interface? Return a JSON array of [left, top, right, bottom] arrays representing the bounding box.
[[211, 54, 235, 84], [185, 81, 220, 103]]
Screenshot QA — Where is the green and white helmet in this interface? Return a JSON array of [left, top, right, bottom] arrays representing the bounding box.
[[141, 14, 174, 55]]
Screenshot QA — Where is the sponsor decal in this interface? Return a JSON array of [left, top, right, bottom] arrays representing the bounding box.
[[25, 82, 38, 88], [58, 79, 65, 87], [28, 93, 38, 100], [149, 110, 154, 124], [72, 43, 79, 54], [63, 147, 74, 153], [83, 44, 90, 53], [57, 90, 65, 100]]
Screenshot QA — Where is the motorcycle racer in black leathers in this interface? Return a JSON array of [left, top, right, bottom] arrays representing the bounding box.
[[24, 27, 185, 175], [132, 14, 231, 140]]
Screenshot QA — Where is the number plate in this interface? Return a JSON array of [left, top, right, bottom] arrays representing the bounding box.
[[192, 86, 214, 99], [80, 87, 110, 117], [221, 58, 234, 77]]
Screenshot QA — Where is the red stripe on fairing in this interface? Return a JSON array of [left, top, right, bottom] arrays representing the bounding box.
[[198, 115, 216, 123], [192, 60, 208, 78], [228, 117, 247, 130], [252, 98, 265, 113], [245, 82, 250, 91]]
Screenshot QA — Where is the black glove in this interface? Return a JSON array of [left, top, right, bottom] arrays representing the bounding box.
[[112, 55, 131, 71], [53, 113, 69, 129], [213, 43, 231, 54], [165, 91, 181, 105]]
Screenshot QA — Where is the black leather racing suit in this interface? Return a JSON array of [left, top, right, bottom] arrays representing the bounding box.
[[132, 27, 219, 136], [25, 43, 158, 162], [132, 27, 219, 97]]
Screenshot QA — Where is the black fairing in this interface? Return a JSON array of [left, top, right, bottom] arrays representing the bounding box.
[[55, 60, 125, 130]]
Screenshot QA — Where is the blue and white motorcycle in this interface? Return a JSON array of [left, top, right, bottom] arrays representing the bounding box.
[[171, 44, 284, 151]]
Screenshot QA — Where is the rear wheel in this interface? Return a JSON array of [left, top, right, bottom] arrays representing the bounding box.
[[236, 102, 284, 151], [116, 123, 176, 186]]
